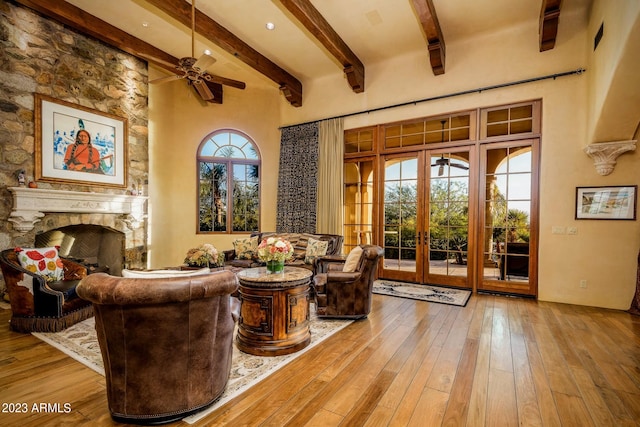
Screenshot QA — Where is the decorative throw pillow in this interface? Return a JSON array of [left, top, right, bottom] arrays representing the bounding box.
[[233, 236, 259, 260], [15, 247, 64, 282], [342, 246, 363, 273], [122, 268, 210, 279], [305, 238, 328, 264]]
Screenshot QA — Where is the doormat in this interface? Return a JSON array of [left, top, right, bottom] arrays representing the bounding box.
[[373, 280, 471, 307], [32, 305, 352, 424]]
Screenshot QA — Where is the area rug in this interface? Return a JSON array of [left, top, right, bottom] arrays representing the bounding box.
[[373, 279, 471, 307], [32, 305, 352, 424]]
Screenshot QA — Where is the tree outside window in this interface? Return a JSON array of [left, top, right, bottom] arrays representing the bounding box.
[[197, 130, 260, 233]]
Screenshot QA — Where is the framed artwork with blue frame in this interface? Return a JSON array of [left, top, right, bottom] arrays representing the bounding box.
[[35, 94, 128, 188]]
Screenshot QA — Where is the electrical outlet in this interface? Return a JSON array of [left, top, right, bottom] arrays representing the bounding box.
[[579, 279, 587, 288]]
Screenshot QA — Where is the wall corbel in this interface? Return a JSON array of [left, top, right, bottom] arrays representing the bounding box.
[[583, 140, 636, 176]]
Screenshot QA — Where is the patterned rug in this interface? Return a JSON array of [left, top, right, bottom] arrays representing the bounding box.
[[373, 280, 471, 307], [32, 305, 352, 424]]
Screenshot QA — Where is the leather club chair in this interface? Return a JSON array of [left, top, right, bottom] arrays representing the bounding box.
[[313, 244, 384, 319], [76, 270, 240, 425], [0, 248, 92, 333]]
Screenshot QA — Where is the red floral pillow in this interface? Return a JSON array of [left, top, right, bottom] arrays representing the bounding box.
[[15, 247, 64, 282]]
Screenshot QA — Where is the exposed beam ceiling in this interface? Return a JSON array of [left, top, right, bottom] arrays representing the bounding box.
[[13, 0, 589, 109], [539, 0, 563, 51], [143, 0, 303, 107], [411, 0, 446, 75], [277, 0, 365, 93]]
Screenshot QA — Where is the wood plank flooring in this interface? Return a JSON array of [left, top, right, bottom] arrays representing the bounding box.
[[1, 293, 639, 426]]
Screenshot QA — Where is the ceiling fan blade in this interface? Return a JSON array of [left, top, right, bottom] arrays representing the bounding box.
[[193, 53, 216, 72], [203, 80, 223, 104], [149, 74, 183, 85], [192, 79, 215, 101], [450, 163, 470, 170]]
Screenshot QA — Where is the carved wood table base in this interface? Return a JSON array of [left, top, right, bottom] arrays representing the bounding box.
[[236, 266, 312, 356]]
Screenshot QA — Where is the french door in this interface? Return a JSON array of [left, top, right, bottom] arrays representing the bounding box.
[[380, 147, 474, 289]]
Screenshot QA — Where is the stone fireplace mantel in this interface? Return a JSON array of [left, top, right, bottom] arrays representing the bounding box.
[[8, 187, 147, 233]]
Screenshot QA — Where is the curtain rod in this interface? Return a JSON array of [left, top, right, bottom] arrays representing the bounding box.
[[279, 68, 586, 129]]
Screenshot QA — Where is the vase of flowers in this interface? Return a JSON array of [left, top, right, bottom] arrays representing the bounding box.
[[257, 237, 294, 274], [184, 243, 223, 268]]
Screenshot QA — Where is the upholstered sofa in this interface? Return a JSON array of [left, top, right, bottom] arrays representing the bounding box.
[[0, 248, 93, 333], [76, 269, 240, 425], [224, 232, 343, 273]]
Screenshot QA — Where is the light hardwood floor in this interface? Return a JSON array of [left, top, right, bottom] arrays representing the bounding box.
[[1, 293, 639, 426]]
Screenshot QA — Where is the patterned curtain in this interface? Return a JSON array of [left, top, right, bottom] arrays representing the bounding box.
[[276, 122, 319, 233]]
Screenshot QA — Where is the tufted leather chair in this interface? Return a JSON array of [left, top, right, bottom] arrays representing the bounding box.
[[76, 270, 240, 425], [0, 248, 92, 333], [312, 245, 383, 319]]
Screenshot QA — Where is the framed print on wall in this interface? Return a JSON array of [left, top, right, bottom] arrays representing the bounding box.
[[35, 94, 128, 188], [575, 185, 637, 220]]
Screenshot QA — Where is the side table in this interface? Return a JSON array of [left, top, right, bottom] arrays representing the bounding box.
[[236, 266, 312, 356]]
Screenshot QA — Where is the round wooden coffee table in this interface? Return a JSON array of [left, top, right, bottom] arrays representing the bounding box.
[[235, 266, 312, 356]]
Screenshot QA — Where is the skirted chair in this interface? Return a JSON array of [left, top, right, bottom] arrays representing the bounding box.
[[0, 248, 93, 333], [313, 244, 384, 319], [76, 270, 240, 425]]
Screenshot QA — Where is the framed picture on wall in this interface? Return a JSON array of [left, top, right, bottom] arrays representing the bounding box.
[[575, 185, 637, 220], [35, 94, 128, 188]]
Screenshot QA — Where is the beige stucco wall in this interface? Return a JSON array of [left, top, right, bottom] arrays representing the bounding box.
[[148, 76, 282, 269], [149, 1, 639, 309], [587, 0, 640, 142]]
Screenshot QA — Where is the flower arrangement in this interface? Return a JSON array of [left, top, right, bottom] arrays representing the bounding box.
[[184, 243, 223, 267], [257, 237, 294, 263]]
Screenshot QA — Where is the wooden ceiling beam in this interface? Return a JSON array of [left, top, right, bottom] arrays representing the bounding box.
[[144, 0, 303, 106], [410, 0, 446, 75], [277, 0, 365, 93], [12, 0, 243, 96], [539, 0, 563, 52]]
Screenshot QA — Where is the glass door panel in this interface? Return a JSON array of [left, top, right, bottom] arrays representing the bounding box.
[[343, 160, 375, 255], [426, 151, 471, 287], [381, 155, 422, 282], [479, 142, 538, 296]]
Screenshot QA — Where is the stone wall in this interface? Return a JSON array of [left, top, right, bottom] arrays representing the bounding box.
[[0, 1, 149, 292]]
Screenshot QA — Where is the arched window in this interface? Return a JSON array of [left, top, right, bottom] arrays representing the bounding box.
[[197, 130, 260, 233]]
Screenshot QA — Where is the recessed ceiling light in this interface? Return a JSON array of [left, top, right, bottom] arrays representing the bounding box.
[[204, 49, 211, 55], [142, 21, 149, 28], [265, 22, 275, 31]]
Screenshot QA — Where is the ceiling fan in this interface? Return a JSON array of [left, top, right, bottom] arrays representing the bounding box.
[[150, 0, 230, 102], [431, 155, 470, 176]]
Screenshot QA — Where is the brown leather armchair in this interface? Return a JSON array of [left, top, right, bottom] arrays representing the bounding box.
[[76, 270, 240, 425], [312, 245, 383, 319], [0, 248, 92, 333]]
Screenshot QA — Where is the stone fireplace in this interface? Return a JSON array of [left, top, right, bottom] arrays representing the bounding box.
[[5, 187, 147, 279]]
